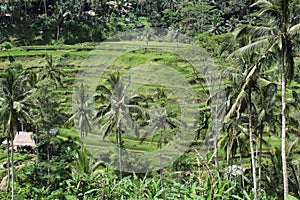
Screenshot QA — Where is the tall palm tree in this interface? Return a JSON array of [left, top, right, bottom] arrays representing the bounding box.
[[255, 80, 279, 190], [225, 1, 300, 197], [140, 103, 185, 186], [247, 86, 258, 199], [224, 65, 260, 197], [94, 73, 143, 179], [0, 67, 35, 199], [65, 83, 94, 146]]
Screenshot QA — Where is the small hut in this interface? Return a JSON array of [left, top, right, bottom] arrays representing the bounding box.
[[2, 131, 36, 150]]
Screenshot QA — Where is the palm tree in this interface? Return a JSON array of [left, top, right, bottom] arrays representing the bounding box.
[[94, 72, 121, 118], [94, 73, 143, 179], [222, 67, 246, 166], [38, 55, 64, 89], [0, 67, 35, 199], [255, 80, 279, 190], [225, 1, 300, 197], [247, 86, 258, 198], [65, 83, 94, 146], [140, 104, 185, 186], [230, 87, 259, 197], [224, 66, 259, 197]]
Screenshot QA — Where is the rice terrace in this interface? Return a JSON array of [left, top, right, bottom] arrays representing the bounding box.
[[0, 0, 299, 199]]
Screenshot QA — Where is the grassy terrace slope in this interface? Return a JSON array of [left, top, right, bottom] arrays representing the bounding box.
[[1, 43, 297, 173], [0, 41, 217, 170], [0, 41, 214, 111]]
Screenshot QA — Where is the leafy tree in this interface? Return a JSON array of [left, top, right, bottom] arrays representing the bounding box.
[[31, 79, 63, 183]]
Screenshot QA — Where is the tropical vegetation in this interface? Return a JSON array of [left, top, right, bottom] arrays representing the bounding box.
[[0, 0, 299, 199]]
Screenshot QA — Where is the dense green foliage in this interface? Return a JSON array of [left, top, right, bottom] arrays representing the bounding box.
[[0, 0, 257, 45], [0, 0, 299, 199]]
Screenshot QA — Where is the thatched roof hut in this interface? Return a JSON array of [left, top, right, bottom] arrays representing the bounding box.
[[2, 131, 36, 149]]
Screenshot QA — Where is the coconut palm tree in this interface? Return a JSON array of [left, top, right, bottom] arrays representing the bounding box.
[[65, 83, 94, 146], [140, 103, 185, 186], [0, 67, 35, 199], [255, 80, 279, 190], [93, 72, 121, 119], [94, 73, 143, 179], [222, 67, 246, 165], [224, 49, 262, 197], [225, 1, 300, 197], [38, 55, 64, 89]]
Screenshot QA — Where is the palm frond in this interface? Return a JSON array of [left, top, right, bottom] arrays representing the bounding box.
[[140, 124, 159, 143], [249, 26, 274, 39], [128, 104, 145, 118], [288, 137, 299, 155], [228, 38, 270, 59], [96, 85, 112, 96], [101, 119, 115, 140], [286, 39, 295, 82], [259, 8, 280, 23], [251, 0, 272, 8], [64, 114, 77, 126], [224, 63, 259, 123], [288, 23, 300, 36]]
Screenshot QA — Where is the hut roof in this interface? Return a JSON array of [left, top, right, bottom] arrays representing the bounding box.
[[2, 131, 35, 147]]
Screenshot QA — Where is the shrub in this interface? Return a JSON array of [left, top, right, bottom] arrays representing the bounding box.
[[1, 41, 13, 49]]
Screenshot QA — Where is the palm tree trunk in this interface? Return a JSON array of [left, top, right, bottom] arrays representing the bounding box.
[[281, 38, 288, 198], [214, 132, 219, 170], [226, 136, 232, 181], [25, 0, 27, 22], [6, 136, 10, 192], [9, 0, 13, 22], [259, 124, 263, 190], [226, 135, 231, 166], [78, 0, 83, 17], [47, 145, 50, 183], [159, 130, 163, 187], [10, 132, 14, 200], [56, 24, 60, 41], [255, 135, 259, 189], [248, 88, 257, 199], [234, 104, 242, 184], [43, 0, 47, 22], [237, 139, 244, 187], [118, 128, 122, 179]]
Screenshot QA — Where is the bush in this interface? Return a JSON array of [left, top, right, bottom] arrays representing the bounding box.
[[0, 41, 13, 49]]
